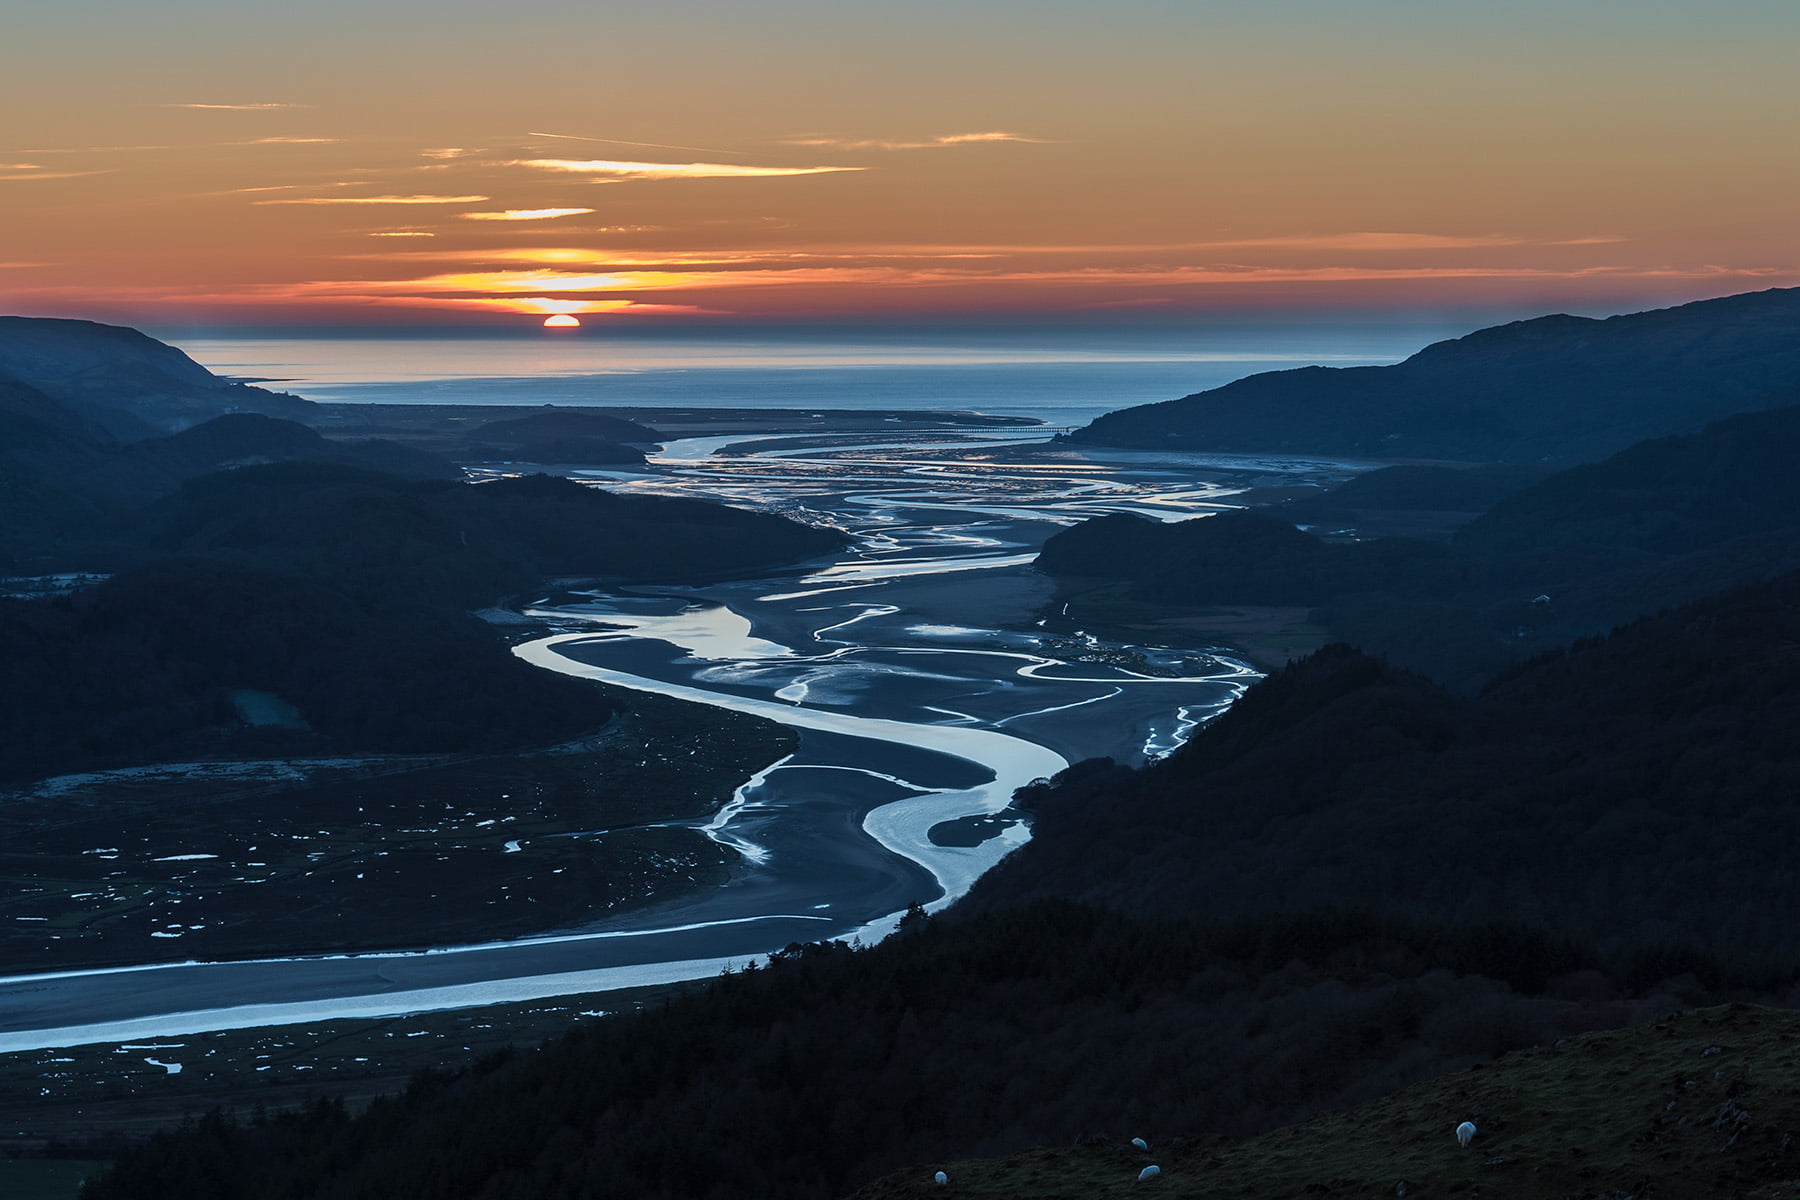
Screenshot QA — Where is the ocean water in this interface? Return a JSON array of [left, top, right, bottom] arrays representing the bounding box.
[[168, 322, 1457, 428]]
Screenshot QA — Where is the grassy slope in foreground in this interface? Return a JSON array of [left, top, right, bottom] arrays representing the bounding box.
[[856, 1003, 1800, 1200]]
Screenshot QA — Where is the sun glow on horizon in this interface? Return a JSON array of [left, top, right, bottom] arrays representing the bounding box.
[[542, 313, 581, 327], [5, 2, 1796, 326]]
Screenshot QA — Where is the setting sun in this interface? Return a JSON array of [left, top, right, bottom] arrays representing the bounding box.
[[542, 314, 581, 328]]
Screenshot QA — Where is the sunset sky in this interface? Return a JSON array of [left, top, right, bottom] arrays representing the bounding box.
[[5, 0, 1798, 329]]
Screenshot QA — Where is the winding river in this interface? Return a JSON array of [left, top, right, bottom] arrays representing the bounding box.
[[0, 429, 1355, 1052]]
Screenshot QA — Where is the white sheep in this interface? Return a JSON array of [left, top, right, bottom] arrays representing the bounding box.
[[1137, 1165, 1161, 1181], [1456, 1121, 1477, 1148]]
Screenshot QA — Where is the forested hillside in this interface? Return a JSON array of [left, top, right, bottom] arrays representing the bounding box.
[[1042, 403, 1800, 688], [82, 904, 1754, 1200], [966, 569, 1800, 957], [0, 558, 616, 784]]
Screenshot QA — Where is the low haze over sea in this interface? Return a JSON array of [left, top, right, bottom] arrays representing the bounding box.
[[166, 322, 1461, 428]]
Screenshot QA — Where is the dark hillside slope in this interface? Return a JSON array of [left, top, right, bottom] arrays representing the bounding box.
[[0, 558, 613, 783], [853, 1003, 1800, 1200], [153, 466, 847, 605], [82, 905, 1753, 1200], [1455, 403, 1800, 556], [1042, 403, 1800, 688], [79, 569, 1800, 1200], [1280, 462, 1553, 537], [966, 571, 1800, 957], [1068, 287, 1800, 462], [1038, 509, 1466, 606], [126, 413, 458, 482], [0, 403, 457, 570], [0, 316, 317, 436]]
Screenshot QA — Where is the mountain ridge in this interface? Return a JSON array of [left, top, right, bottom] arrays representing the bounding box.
[[1068, 287, 1800, 463]]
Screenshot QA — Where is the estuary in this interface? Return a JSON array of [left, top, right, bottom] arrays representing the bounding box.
[[0, 426, 1360, 1052]]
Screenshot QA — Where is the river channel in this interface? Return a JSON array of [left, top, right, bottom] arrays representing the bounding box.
[[0, 428, 1359, 1051]]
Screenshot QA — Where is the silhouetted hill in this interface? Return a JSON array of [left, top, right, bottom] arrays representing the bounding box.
[[853, 1003, 1800, 1200], [0, 316, 317, 438], [0, 369, 121, 445], [966, 569, 1800, 959], [1283, 463, 1553, 537], [475, 436, 648, 465], [461, 411, 655, 465], [81, 904, 1762, 1200], [78, 564, 1800, 1200], [0, 557, 614, 783], [1454, 403, 1800, 556], [1038, 510, 1466, 606], [0, 412, 460, 572], [0, 317, 460, 569], [128, 414, 458, 481], [150, 466, 847, 606], [1043, 404, 1800, 687], [1069, 288, 1800, 463], [469, 410, 658, 444], [0, 373, 149, 568]]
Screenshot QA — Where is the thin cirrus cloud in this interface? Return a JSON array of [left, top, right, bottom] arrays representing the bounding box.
[[292, 262, 1800, 308], [1203, 232, 1526, 251], [355, 235, 1613, 270], [514, 159, 862, 181], [461, 208, 597, 222], [0, 169, 112, 181], [161, 102, 308, 110], [252, 194, 490, 205], [239, 137, 341, 145], [782, 131, 1050, 150]]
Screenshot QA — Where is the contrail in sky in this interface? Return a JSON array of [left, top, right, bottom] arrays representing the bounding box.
[[528, 132, 748, 157]]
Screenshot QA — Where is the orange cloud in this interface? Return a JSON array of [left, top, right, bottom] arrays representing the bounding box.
[[782, 131, 1050, 150], [162, 102, 307, 110], [461, 208, 597, 221], [252, 194, 490, 205], [288, 263, 1800, 310], [0, 169, 112, 181], [455, 297, 708, 316], [515, 158, 862, 180], [1205, 232, 1525, 251]]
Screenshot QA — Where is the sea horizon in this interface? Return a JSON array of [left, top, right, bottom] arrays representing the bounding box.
[[168, 320, 1467, 428]]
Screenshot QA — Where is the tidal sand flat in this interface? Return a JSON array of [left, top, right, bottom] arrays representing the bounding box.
[[0, 424, 1346, 1048]]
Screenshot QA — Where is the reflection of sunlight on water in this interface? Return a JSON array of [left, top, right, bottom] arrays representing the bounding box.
[[548, 600, 794, 661], [797, 553, 1041, 584]]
